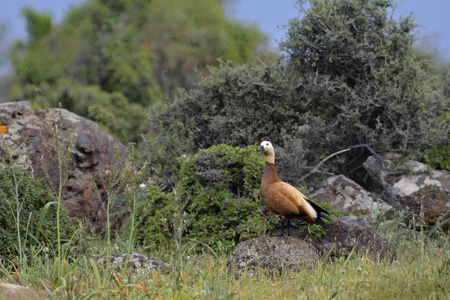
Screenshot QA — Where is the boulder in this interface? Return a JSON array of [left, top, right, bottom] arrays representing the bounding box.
[[298, 216, 396, 260], [0, 101, 129, 231], [90, 253, 170, 272], [363, 155, 450, 228], [310, 175, 393, 218], [227, 235, 320, 276], [0, 282, 45, 300], [228, 216, 395, 275]]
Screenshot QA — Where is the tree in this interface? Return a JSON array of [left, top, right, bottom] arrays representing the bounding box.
[[279, 0, 448, 176], [145, 0, 449, 188], [9, 0, 267, 142]]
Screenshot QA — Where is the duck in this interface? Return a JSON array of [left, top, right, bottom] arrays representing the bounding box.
[[257, 140, 331, 236]]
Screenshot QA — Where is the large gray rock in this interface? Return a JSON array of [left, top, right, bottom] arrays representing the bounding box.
[[227, 235, 321, 276], [299, 216, 396, 260], [0, 283, 44, 300], [90, 253, 170, 272], [0, 101, 129, 231], [311, 175, 392, 218], [228, 216, 395, 275], [363, 155, 450, 228]]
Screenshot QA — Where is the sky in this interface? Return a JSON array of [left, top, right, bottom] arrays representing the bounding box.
[[1, 0, 449, 74]]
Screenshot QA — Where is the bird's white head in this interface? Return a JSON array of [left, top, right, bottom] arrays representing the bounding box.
[[257, 140, 275, 164]]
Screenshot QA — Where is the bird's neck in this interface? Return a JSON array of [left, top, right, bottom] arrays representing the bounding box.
[[265, 153, 275, 164], [262, 162, 281, 185]]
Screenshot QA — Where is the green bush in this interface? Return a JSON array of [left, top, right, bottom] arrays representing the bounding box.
[[424, 144, 450, 171], [10, 80, 147, 143], [134, 144, 280, 251], [142, 57, 298, 185], [0, 163, 75, 258], [9, 0, 267, 143], [145, 0, 449, 189], [422, 112, 450, 171]]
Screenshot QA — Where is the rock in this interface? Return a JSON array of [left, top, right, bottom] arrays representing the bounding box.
[[0, 101, 129, 231], [228, 216, 395, 275], [310, 175, 393, 218], [363, 155, 450, 228], [227, 235, 320, 276], [0, 282, 45, 299], [89, 253, 170, 272], [301, 216, 396, 260], [362, 155, 396, 202]]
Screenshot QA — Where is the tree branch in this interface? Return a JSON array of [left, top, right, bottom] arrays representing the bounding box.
[[300, 144, 379, 181], [300, 148, 351, 181]]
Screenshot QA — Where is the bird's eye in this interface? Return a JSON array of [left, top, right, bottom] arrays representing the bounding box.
[[266, 143, 269, 146]]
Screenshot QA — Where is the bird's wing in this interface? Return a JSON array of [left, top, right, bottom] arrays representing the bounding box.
[[273, 182, 317, 219]]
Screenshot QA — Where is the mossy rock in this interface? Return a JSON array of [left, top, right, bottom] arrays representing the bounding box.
[[134, 144, 280, 251]]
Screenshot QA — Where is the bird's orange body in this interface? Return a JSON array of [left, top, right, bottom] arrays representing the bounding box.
[[257, 141, 330, 235]]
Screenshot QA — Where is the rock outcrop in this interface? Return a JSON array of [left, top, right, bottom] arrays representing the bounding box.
[[311, 175, 393, 218], [0, 101, 129, 230], [363, 155, 450, 228], [0, 283, 45, 300], [227, 235, 321, 276], [228, 216, 395, 275], [299, 216, 396, 260], [90, 253, 170, 272]]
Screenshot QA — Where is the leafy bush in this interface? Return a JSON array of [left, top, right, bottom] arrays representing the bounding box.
[[9, 0, 267, 143], [424, 144, 450, 171], [10, 80, 147, 143], [0, 163, 75, 258], [145, 0, 449, 189], [134, 144, 280, 250], [279, 0, 448, 174], [142, 57, 300, 185]]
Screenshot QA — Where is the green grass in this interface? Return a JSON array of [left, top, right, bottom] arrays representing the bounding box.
[[0, 231, 448, 299]]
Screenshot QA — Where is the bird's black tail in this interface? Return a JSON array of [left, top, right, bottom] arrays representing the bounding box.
[[315, 212, 331, 228], [306, 199, 332, 228]]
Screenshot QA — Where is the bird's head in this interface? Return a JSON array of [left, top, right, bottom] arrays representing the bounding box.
[[257, 140, 275, 164]]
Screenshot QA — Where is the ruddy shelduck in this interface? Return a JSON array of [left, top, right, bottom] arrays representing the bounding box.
[[257, 141, 331, 236]]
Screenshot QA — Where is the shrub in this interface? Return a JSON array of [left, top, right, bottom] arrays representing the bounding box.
[[0, 163, 75, 258], [145, 0, 449, 189], [134, 144, 280, 250], [142, 57, 300, 185], [9, 80, 147, 143], [279, 0, 449, 176]]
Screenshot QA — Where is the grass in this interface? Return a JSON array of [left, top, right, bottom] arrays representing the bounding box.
[[0, 230, 448, 299]]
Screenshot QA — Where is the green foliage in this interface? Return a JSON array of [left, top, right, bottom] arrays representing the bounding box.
[[133, 186, 173, 247], [146, 0, 449, 188], [424, 144, 450, 171], [9, 80, 147, 143], [0, 163, 75, 258], [21, 7, 52, 43], [134, 144, 279, 250], [9, 0, 267, 143], [142, 57, 299, 184], [280, 0, 448, 160]]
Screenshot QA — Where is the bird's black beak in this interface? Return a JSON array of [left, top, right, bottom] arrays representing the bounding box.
[[257, 146, 264, 152]]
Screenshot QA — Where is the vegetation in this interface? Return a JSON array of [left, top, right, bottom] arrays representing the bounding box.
[[7, 0, 267, 142], [0, 215, 448, 299], [135, 144, 280, 251], [144, 0, 449, 188], [0, 162, 75, 259]]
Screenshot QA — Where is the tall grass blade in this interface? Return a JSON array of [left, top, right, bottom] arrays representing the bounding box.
[[427, 218, 450, 238], [35, 201, 57, 242], [90, 260, 102, 286]]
